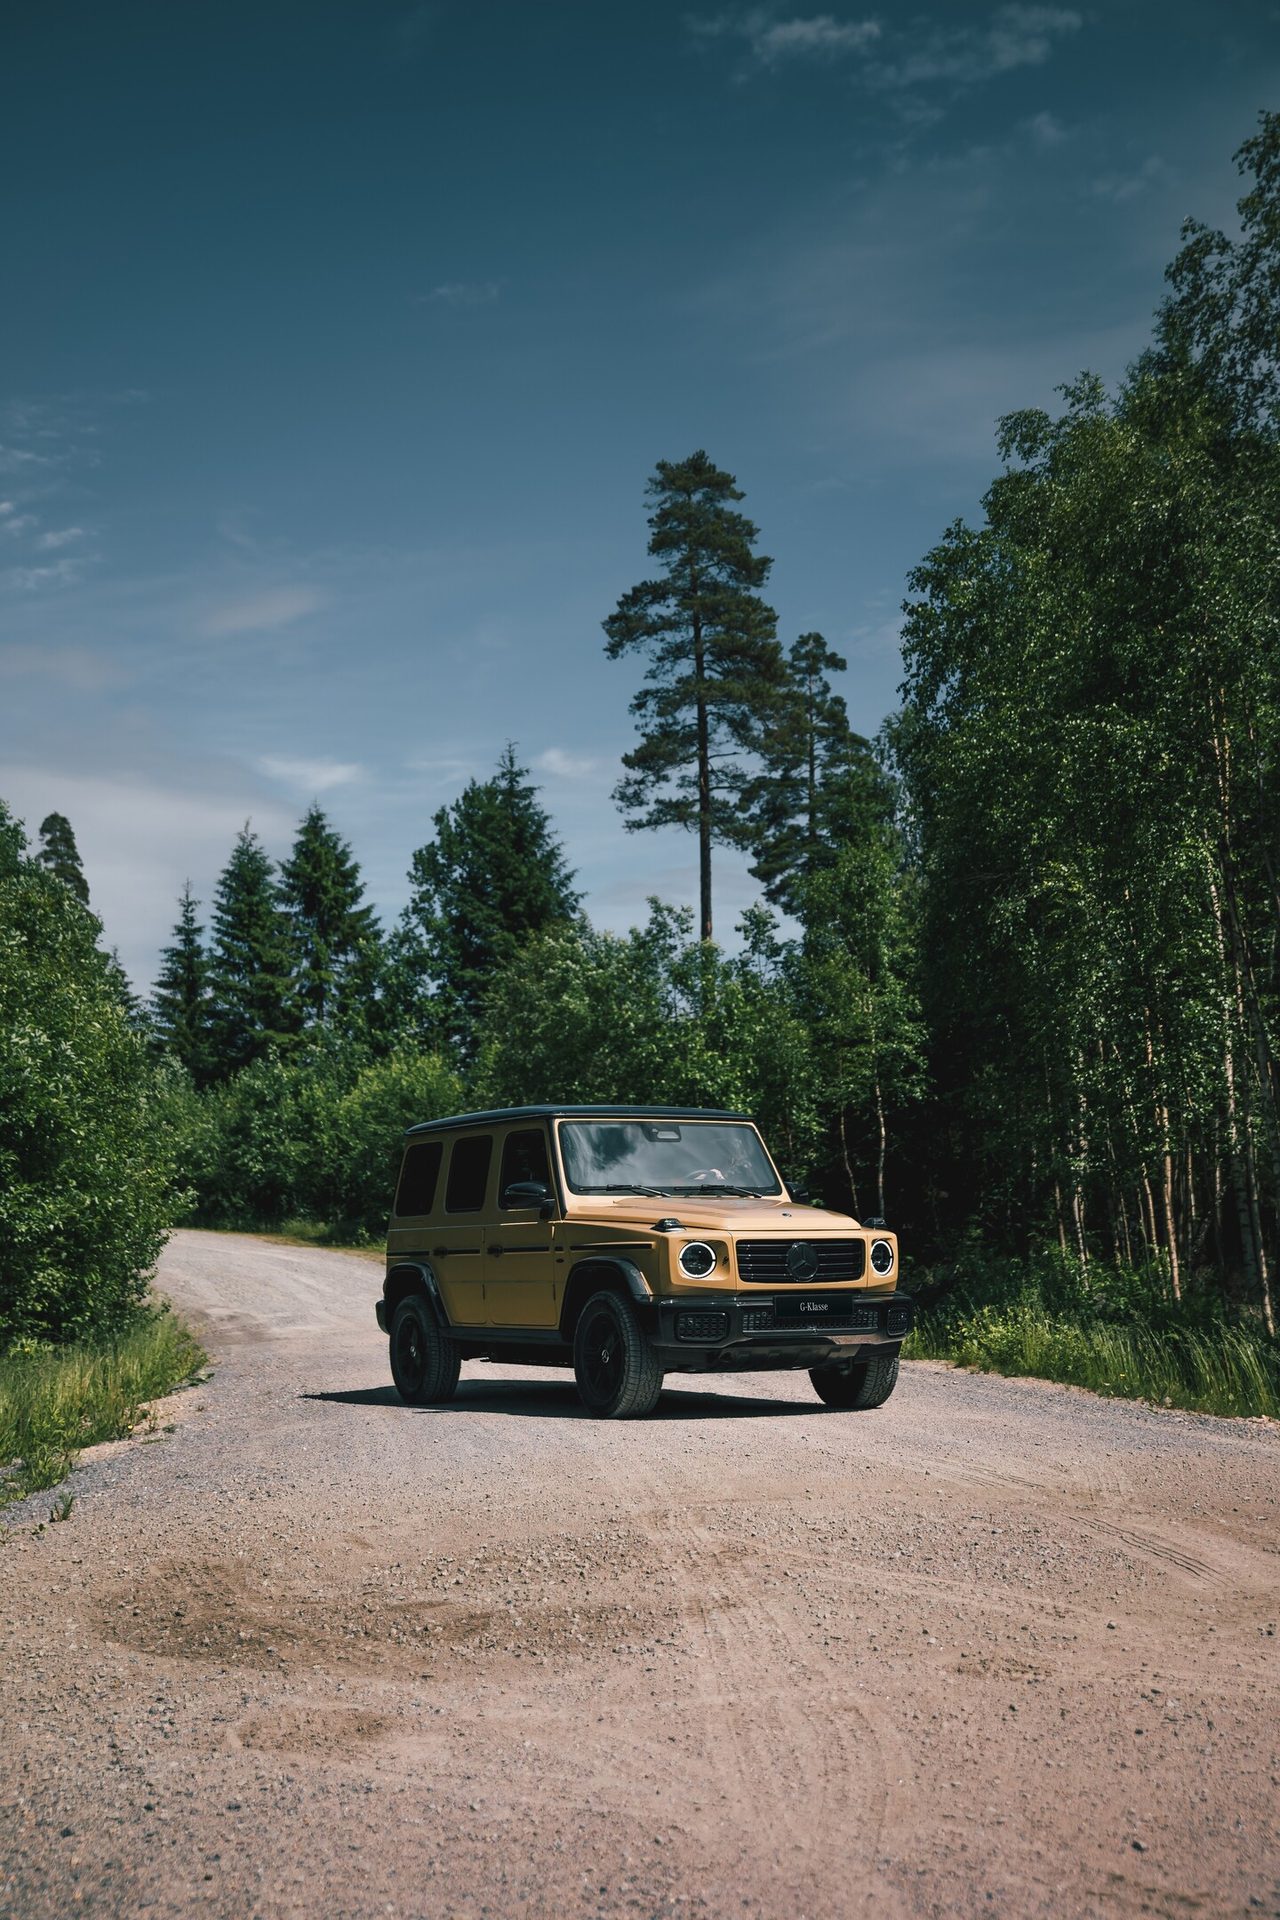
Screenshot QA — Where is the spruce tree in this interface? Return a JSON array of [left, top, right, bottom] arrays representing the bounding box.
[[604, 450, 784, 940], [400, 746, 579, 1055], [208, 826, 297, 1075], [36, 811, 90, 905], [152, 883, 216, 1085], [278, 805, 381, 1035], [743, 632, 892, 918]]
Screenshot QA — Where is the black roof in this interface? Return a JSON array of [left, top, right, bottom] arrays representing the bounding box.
[[404, 1104, 750, 1139]]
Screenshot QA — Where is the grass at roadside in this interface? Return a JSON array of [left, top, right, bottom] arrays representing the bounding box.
[[905, 1301, 1280, 1419], [0, 1310, 207, 1505], [253, 1219, 383, 1260]]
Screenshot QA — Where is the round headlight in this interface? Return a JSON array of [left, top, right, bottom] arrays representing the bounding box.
[[678, 1241, 717, 1278], [870, 1238, 894, 1276]]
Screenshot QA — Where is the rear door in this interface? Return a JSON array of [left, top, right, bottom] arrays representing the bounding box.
[[431, 1132, 492, 1326], [483, 1125, 558, 1328]]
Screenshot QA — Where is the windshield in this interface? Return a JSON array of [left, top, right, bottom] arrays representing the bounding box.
[[557, 1120, 782, 1196]]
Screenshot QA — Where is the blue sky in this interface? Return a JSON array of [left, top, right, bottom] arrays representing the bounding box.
[[2, 1, 1276, 987]]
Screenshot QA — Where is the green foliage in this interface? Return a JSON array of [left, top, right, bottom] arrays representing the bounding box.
[[472, 901, 823, 1172], [151, 883, 215, 1086], [0, 853, 172, 1344], [605, 450, 785, 939], [0, 1310, 206, 1502], [35, 811, 90, 906], [908, 1301, 1279, 1420], [181, 1039, 461, 1235], [208, 825, 298, 1074], [399, 746, 580, 1056], [279, 805, 382, 1036], [742, 633, 891, 918]]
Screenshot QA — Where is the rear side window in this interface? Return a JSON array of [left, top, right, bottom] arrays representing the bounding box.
[[499, 1128, 551, 1203], [445, 1135, 493, 1213], [393, 1141, 442, 1219]]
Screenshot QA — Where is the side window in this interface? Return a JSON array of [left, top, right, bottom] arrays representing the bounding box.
[[499, 1129, 551, 1205], [445, 1135, 493, 1214], [393, 1141, 443, 1218]]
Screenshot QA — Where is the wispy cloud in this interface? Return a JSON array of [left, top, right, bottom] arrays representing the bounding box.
[[693, 5, 1081, 90], [199, 585, 327, 636], [257, 754, 364, 793], [0, 643, 127, 692], [691, 11, 880, 67], [3, 557, 84, 591], [1024, 108, 1069, 147], [1092, 155, 1167, 202], [423, 280, 502, 307], [36, 525, 86, 550], [535, 747, 602, 780]]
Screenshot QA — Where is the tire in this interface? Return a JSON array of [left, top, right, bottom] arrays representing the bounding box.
[[389, 1295, 461, 1406], [810, 1352, 900, 1410], [573, 1290, 664, 1419]]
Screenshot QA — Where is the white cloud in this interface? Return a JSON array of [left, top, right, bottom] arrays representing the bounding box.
[[424, 281, 501, 307], [3, 558, 83, 591], [0, 443, 53, 474], [1092, 155, 1167, 202], [1, 512, 37, 536], [535, 747, 603, 779], [691, 10, 880, 68], [257, 754, 364, 793], [0, 644, 127, 692], [199, 585, 327, 636], [0, 766, 296, 992], [1025, 109, 1068, 147], [36, 525, 86, 550]]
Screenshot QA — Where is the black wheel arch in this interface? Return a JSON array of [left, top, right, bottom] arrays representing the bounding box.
[[559, 1258, 654, 1341], [384, 1261, 448, 1328]]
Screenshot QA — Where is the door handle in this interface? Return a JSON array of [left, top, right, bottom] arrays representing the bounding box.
[[486, 1245, 504, 1257]]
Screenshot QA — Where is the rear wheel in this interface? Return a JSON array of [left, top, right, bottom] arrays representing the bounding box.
[[390, 1295, 460, 1405], [810, 1352, 899, 1409], [573, 1290, 664, 1419]]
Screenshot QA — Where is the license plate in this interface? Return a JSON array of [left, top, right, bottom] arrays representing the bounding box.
[[779, 1295, 852, 1320]]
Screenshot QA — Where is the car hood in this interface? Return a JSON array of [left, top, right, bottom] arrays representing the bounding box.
[[567, 1196, 862, 1233]]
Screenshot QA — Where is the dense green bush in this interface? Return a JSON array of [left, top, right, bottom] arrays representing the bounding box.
[[0, 852, 171, 1345], [170, 1039, 461, 1235]]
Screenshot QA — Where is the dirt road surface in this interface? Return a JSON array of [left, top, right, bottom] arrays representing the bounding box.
[[2, 1230, 1278, 1920]]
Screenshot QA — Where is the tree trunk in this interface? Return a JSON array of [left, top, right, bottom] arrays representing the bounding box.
[[692, 609, 713, 942]]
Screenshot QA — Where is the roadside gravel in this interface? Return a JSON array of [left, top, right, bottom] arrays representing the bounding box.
[[1, 1229, 1277, 1919]]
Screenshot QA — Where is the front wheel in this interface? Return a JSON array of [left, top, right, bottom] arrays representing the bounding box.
[[810, 1352, 900, 1410], [390, 1295, 461, 1406], [573, 1291, 664, 1419]]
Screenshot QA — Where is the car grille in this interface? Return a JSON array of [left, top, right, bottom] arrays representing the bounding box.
[[734, 1238, 866, 1284]]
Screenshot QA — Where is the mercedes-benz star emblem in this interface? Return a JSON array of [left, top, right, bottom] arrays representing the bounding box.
[[786, 1241, 819, 1281]]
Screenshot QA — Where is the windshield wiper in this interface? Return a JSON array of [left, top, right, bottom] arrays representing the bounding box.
[[671, 1184, 768, 1198], [582, 1183, 670, 1196]]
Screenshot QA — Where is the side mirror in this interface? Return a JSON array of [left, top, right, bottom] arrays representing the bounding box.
[[784, 1175, 811, 1204], [863, 1215, 887, 1229], [503, 1180, 555, 1219]]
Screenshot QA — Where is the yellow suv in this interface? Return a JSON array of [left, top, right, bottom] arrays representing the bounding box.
[[377, 1104, 913, 1419]]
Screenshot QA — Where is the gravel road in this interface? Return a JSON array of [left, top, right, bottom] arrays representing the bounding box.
[[2, 1229, 1278, 1920]]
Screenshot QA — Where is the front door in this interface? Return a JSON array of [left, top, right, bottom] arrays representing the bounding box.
[[432, 1132, 492, 1326], [484, 1126, 558, 1328]]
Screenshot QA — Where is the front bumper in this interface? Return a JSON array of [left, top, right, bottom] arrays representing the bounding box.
[[649, 1289, 914, 1369]]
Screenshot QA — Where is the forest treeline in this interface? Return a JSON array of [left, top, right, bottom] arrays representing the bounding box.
[[3, 114, 1280, 1385]]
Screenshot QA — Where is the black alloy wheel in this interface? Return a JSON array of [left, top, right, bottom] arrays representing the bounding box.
[[809, 1352, 900, 1409], [389, 1295, 461, 1406], [572, 1290, 664, 1419]]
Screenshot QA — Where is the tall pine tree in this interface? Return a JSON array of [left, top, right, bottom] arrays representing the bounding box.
[[278, 806, 381, 1036], [604, 451, 784, 940], [152, 883, 215, 1085], [399, 746, 579, 1056], [36, 812, 90, 905], [208, 826, 297, 1076], [742, 633, 892, 918]]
